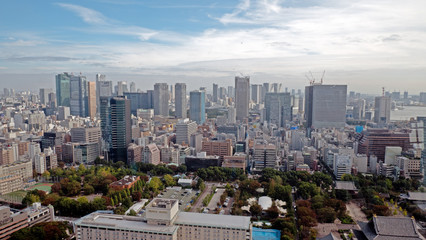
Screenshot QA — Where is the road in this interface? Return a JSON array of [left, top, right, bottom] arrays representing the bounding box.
[[191, 182, 214, 212]]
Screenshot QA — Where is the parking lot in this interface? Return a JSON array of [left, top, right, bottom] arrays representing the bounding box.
[[158, 187, 198, 211]]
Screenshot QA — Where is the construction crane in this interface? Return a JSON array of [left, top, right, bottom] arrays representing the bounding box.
[[306, 70, 325, 85], [320, 70, 325, 84]]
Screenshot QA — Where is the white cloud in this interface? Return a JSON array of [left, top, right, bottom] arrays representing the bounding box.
[[56, 3, 107, 24], [2, 0, 426, 93]]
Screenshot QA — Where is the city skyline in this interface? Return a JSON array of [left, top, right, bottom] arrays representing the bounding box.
[[1, 0, 426, 93]]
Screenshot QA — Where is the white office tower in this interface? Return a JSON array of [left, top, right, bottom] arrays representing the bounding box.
[[227, 107, 236, 124], [116, 81, 128, 96], [333, 153, 353, 179], [235, 76, 250, 121], [154, 83, 169, 116], [175, 119, 197, 145], [175, 83, 187, 119], [374, 96, 391, 124]]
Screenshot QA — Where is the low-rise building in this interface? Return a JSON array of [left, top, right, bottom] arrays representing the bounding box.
[[74, 198, 252, 240], [109, 175, 140, 191]]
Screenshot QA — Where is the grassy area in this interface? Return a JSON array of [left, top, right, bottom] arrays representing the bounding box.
[[27, 183, 53, 193]]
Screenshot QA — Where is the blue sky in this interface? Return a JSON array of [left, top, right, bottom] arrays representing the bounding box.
[[1, 0, 426, 93]]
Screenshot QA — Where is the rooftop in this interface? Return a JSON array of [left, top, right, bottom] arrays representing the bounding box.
[[175, 212, 251, 230], [75, 213, 179, 235], [407, 192, 426, 201], [335, 181, 358, 191]]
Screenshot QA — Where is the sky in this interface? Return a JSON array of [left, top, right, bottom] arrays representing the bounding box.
[[0, 0, 426, 94]]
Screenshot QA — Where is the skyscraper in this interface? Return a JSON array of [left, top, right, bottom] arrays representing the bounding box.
[[130, 82, 136, 92], [374, 96, 391, 124], [262, 82, 270, 103], [70, 75, 88, 117], [265, 92, 292, 127], [39, 88, 53, 105], [96, 74, 113, 115], [116, 81, 128, 96], [305, 84, 347, 129], [175, 83, 187, 119], [154, 83, 169, 116], [56, 72, 72, 107], [213, 84, 218, 102], [87, 82, 96, 119], [235, 76, 250, 121], [251, 84, 262, 104], [190, 90, 205, 124], [101, 97, 131, 162]]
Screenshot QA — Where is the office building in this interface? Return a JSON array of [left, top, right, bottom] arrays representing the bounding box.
[[70, 75, 88, 117], [124, 92, 144, 115], [176, 119, 197, 145], [87, 81, 96, 119], [0, 203, 54, 240], [74, 198, 252, 240], [222, 153, 247, 171], [175, 83, 187, 119], [251, 84, 262, 104], [305, 84, 347, 129], [357, 129, 410, 161], [253, 144, 277, 171], [189, 90, 205, 124], [96, 74, 113, 114], [130, 82, 136, 92], [110, 97, 131, 162], [143, 144, 161, 165], [235, 76, 250, 121], [116, 81, 128, 96], [265, 92, 292, 127], [353, 99, 366, 120], [57, 106, 70, 120], [185, 152, 221, 171], [39, 88, 53, 105], [213, 83, 218, 102], [41, 132, 64, 151], [201, 139, 233, 159], [56, 72, 72, 107], [154, 83, 169, 116], [100, 97, 131, 162], [219, 87, 227, 100], [374, 96, 391, 124], [0, 160, 32, 195], [228, 86, 234, 99], [333, 153, 353, 179], [71, 127, 101, 144]]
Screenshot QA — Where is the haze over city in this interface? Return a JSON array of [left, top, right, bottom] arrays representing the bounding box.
[[1, 0, 426, 93]]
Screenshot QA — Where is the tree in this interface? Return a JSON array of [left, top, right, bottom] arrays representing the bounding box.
[[177, 165, 187, 173], [132, 191, 142, 202], [317, 207, 337, 223], [163, 174, 175, 187], [298, 182, 318, 199], [250, 203, 262, 217], [128, 209, 137, 216], [148, 177, 163, 192], [266, 203, 280, 219], [83, 184, 95, 195]]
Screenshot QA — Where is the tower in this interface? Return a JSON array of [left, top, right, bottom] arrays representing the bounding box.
[[154, 83, 169, 116], [235, 76, 250, 121], [190, 90, 205, 124], [175, 83, 187, 119]]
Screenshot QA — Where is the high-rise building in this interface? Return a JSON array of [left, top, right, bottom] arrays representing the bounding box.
[[39, 88, 53, 105], [116, 81, 128, 96], [201, 139, 233, 159], [374, 96, 391, 124], [124, 92, 144, 115], [251, 84, 262, 104], [70, 75, 88, 117], [96, 74, 113, 115], [213, 83, 218, 102], [353, 99, 366, 120], [130, 82, 136, 92], [143, 144, 161, 165], [175, 83, 187, 119], [169, 84, 174, 102], [154, 83, 169, 116], [189, 90, 205, 124], [264, 92, 292, 127], [262, 83, 270, 103], [87, 81, 96, 119], [176, 119, 197, 145], [235, 76, 250, 121], [228, 86, 234, 99], [219, 87, 227, 100], [271, 83, 282, 93], [253, 144, 277, 171], [100, 97, 131, 162], [56, 72, 72, 107], [110, 97, 131, 162], [305, 84, 347, 129]]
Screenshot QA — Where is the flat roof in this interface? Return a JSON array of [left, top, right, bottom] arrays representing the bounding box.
[[175, 212, 251, 230], [75, 213, 178, 235]]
